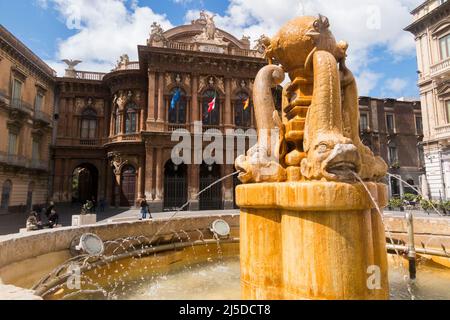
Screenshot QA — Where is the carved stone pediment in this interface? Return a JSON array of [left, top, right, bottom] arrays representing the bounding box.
[[436, 80, 450, 98]]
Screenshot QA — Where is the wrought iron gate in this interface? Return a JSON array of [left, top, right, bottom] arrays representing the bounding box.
[[164, 176, 187, 211], [199, 175, 223, 210]]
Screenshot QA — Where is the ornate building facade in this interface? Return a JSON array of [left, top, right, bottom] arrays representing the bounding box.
[[0, 25, 55, 213], [52, 13, 267, 212], [406, 0, 450, 199]]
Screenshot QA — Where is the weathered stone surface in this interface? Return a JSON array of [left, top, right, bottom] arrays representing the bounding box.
[[0, 284, 42, 300]]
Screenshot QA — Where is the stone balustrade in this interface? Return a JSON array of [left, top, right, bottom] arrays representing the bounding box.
[[430, 57, 450, 77]]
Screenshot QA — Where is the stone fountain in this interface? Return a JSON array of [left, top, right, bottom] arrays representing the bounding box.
[[235, 15, 390, 300]]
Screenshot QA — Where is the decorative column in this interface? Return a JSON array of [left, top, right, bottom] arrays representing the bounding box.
[[236, 182, 389, 300], [145, 143, 154, 201], [188, 164, 200, 211], [140, 108, 146, 131], [121, 110, 126, 134], [154, 147, 164, 212], [109, 107, 115, 137], [191, 74, 199, 132], [147, 70, 156, 122], [224, 77, 233, 129], [137, 161, 144, 199], [157, 72, 165, 122]]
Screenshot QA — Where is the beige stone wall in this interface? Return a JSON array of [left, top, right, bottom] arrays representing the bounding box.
[[0, 29, 55, 211], [0, 171, 48, 208]]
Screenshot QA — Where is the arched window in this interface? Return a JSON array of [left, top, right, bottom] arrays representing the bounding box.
[[125, 104, 137, 134], [1, 180, 12, 210], [234, 91, 251, 128], [168, 88, 187, 124], [114, 107, 120, 135], [202, 89, 220, 126], [81, 108, 97, 139]]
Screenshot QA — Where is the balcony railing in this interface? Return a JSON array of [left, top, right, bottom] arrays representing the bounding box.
[[34, 110, 52, 125], [167, 123, 187, 132], [430, 57, 450, 77], [122, 133, 140, 141], [75, 71, 106, 81], [0, 153, 49, 171], [79, 139, 99, 146], [112, 61, 140, 72], [202, 125, 222, 133], [10, 98, 33, 114], [162, 40, 263, 58], [435, 123, 450, 139], [108, 133, 141, 143]]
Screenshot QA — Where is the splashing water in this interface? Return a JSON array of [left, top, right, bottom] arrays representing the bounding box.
[[146, 171, 240, 245], [351, 172, 416, 300]]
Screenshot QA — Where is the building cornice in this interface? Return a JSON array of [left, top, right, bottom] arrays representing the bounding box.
[[405, 1, 450, 35], [0, 25, 56, 82]]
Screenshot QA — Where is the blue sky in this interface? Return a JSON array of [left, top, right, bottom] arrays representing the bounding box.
[[0, 0, 422, 99]]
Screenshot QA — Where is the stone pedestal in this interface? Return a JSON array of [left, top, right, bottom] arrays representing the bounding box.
[[236, 182, 389, 300], [72, 214, 97, 226]]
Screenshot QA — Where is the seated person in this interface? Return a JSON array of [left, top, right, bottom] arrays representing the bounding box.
[[26, 211, 43, 231], [46, 209, 59, 229]]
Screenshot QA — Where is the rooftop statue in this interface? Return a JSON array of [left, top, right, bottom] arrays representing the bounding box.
[[235, 15, 387, 183], [148, 22, 166, 45], [193, 11, 227, 45]]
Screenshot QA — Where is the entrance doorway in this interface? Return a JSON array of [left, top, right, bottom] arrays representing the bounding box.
[[120, 165, 136, 207], [199, 162, 223, 210], [72, 164, 98, 204], [164, 160, 187, 211]]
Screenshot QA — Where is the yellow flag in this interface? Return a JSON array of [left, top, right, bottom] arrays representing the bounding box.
[[243, 98, 250, 110]]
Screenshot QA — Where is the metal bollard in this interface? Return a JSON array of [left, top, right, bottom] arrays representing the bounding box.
[[405, 211, 416, 280]]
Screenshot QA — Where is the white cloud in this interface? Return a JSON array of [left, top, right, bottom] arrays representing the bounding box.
[[40, 0, 173, 75], [381, 77, 412, 98], [356, 71, 383, 96], [185, 0, 422, 96], [37, 0, 422, 97], [188, 0, 421, 72]]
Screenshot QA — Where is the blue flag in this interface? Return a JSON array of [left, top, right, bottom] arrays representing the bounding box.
[[170, 88, 181, 110]]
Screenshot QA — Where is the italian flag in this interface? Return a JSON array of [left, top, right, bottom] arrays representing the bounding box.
[[208, 94, 217, 113]]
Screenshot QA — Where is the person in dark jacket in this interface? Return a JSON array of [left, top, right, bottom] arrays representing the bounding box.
[[139, 198, 151, 220]]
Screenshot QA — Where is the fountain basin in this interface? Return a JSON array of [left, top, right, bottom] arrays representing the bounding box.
[[0, 213, 449, 300]]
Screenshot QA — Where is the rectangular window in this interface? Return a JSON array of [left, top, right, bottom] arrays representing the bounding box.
[[32, 140, 40, 160], [386, 114, 395, 132], [35, 93, 44, 112], [388, 146, 398, 164], [415, 116, 423, 134], [447, 101, 450, 124], [360, 113, 369, 131], [89, 119, 96, 139], [8, 133, 18, 155], [81, 119, 96, 139], [440, 34, 450, 60], [11, 79, 22, 101]]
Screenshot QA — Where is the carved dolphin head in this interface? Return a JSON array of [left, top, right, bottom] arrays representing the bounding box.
[[301, 133, 361, 181]]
